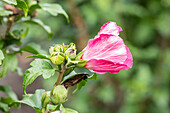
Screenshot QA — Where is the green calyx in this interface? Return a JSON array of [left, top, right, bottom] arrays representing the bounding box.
[[50, 85, 68, 105], [50, 52, 65, 65]]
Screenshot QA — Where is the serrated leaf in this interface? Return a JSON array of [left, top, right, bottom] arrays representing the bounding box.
[[39, 3, 69, 22], [17, 89, 45, 113], [15, 0, 28, 17], [0, 53, 18, 78], [26, 54, 50, 60], [2, 0, 17, 5], [23, 59, 55, 93], [21, 43, 46, 54], [0, 85, 18, 101], [22, 19, 53, 38]]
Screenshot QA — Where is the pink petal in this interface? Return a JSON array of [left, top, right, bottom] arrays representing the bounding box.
[[84, 59, 129, 74], [95, 21, 123, 39], [124, 46, 133, 68], [82, 34, 127, 63]]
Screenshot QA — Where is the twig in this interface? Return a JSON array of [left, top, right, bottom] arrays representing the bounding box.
[[55, 64, 66, 86]]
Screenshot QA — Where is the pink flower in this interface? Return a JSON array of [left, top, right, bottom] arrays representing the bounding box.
[[81, 22, 133, 74]]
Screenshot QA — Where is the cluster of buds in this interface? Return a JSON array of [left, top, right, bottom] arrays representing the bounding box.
[[49, 43, 87, 68], [49, 43, 76, 65]]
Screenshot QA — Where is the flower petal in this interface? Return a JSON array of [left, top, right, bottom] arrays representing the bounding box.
[[82, 34, 127, 63], [95, 21, 123, 39], [85, 59, 130, 74], [124, 46, 133, 68]]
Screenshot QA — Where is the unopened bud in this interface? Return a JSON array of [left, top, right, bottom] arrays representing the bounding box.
[[50, 53, 65, 65], [65, 49, 76, 60], [54, 45, 61, 52], [65, 43, 76, 59], [49, 47, 54, 55], [41, 91, 51, 108], [50, 85, 68, 105]]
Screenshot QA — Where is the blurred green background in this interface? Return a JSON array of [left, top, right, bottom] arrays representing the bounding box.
[[2, 0, 170, 113]]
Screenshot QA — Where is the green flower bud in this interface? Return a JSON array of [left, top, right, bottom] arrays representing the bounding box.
[[50, 52, 65, 65], [65, 49, 76, 60], [54, 45, 62, 52], [49, 47, 54, 55], [50, 85, 68, 105], [65, 43, 77, 59], [41, 91, 51, 109], [61, 44, 69, 52]]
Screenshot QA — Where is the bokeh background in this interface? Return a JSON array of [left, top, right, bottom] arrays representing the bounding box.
[[0, 0, 170, 113]]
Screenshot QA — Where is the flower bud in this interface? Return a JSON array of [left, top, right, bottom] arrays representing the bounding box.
[[65, 43, 76, 59], [49, 47, 54, 55], [50, 85, 68, 105], [65, 49, 76, 60], [54, 45, 62, 52], [50, 52, 65, 65], [41, 91, 51, 108]]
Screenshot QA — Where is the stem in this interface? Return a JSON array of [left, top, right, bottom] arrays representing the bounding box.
[[55, 70, 65, 86], [55, 64, 66, 86]]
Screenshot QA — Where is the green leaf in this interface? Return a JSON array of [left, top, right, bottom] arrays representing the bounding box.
[[17, 89, 45, 113], [60, 104, 78, 113], [0, 41, 4, 49], [46, 104, 60, 111], [0, 53, 18, 78], [23, 59, 56, 93], [65, 108, 78, 113], [0, 7, 13, 16], [0, 97, 19, 108], [0, 102, 9, 113], [21, 43, 46, 54], [0, 85, 18, 101], [0, 57, 8, 78], [17, 67, 23, 76], [28, 3, 41, 15], [22, 19, 53, 38], [2, 0, 17, 5], [26, 54, 50, 60], [15, 0, 28, 17], [0, 50, 4, 65], [9, 28, 29, 39], [73, 79, 87, 93], [39, 3, 69, 22], [88, 73, 97, 80]]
